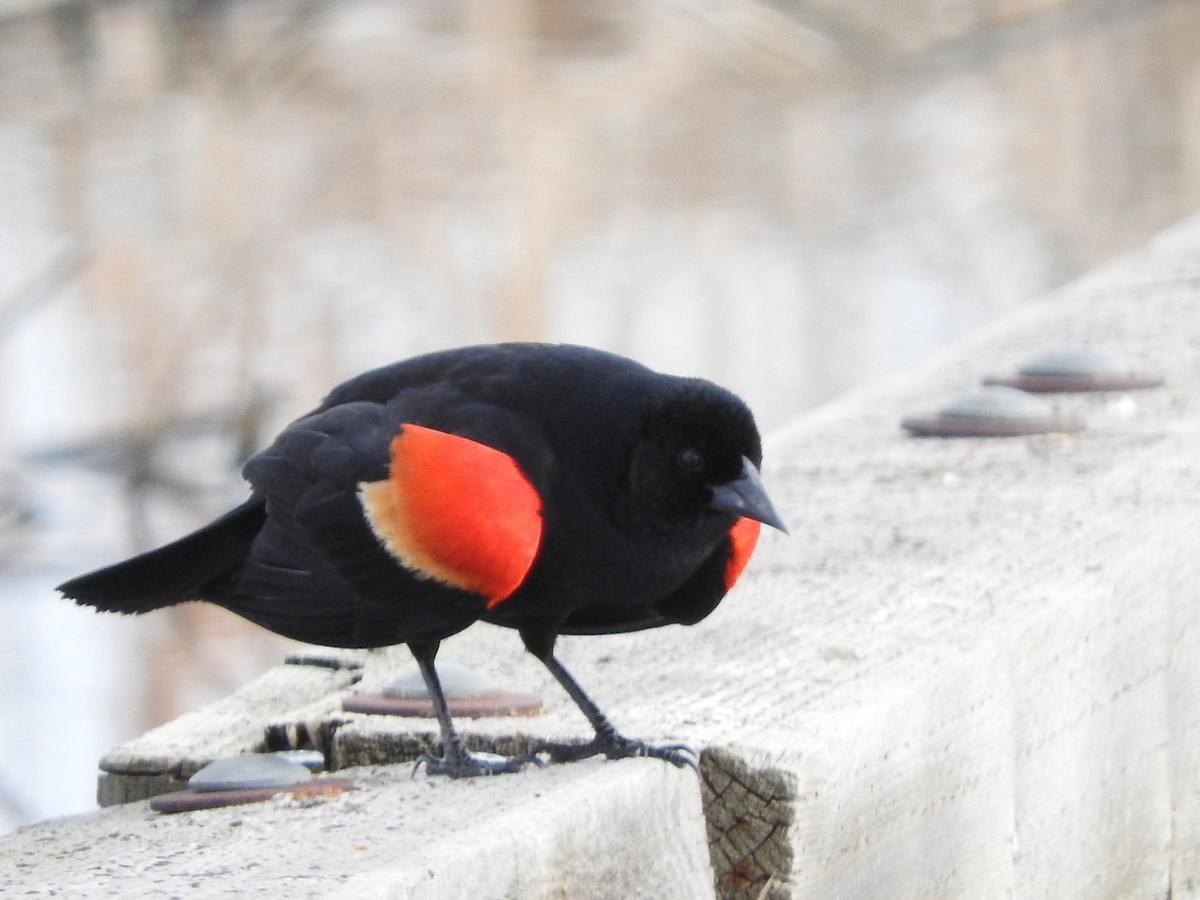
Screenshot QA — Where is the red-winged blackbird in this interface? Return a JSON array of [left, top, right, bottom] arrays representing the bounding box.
[[60, 343, 786, 776]]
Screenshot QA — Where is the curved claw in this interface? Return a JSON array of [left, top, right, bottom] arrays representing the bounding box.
[[539, 735, 699, 772], [641, 742, 700, 772], [413, 749, 544, 779]]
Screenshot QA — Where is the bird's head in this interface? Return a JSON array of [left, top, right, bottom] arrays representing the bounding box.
[[624, 380, 786, 535]]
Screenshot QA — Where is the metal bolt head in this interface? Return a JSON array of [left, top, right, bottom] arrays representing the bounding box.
[[271, 749, 326, 773], [151, 775, 355, 815], [381, 664, 494, 700], [1019, 349, 1128, 378], [902, 386, 1085, 437], [344, 664, 543, 719], [940, 386, 1054, 420], [984, 349, 1163, 392], [188, 754, 313, 793]]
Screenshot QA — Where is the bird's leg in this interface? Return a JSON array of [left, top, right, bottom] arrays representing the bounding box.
[[537, 653, 698, 771], [409, 641, 539, 778]]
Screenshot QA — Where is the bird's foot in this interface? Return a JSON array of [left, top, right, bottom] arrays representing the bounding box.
[[414, 746, 543, 779], [539, 733, 699, 771]]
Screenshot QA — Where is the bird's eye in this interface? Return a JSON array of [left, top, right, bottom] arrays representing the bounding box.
[[676, 447, 704, 473]]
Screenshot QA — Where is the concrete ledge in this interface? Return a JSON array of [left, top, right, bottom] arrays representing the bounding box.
[[96, 653, 363, 805], [7, 212, 1200, 897], [8, 759, 712, 899]]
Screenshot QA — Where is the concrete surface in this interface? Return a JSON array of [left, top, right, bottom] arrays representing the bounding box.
[[6, 212, 1200, 897], [7, 759, 713, 899], [96, 655, 363, 806]]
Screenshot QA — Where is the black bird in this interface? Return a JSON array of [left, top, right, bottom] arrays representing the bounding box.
[[60, 343, 786, 777]]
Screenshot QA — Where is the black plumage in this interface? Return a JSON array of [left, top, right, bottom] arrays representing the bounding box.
[[61, 343, 785, 776]]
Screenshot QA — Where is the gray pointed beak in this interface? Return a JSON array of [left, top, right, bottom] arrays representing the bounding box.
[[707, 457, 788, 533]]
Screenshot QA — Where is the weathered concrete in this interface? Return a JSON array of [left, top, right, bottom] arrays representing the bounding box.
[[96, 654, 363, 806], [6, 212, 1200, 897], [7, 760, 713, 899]]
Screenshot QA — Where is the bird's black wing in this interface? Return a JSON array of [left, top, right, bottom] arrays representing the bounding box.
[[226, 400, 487, 648]]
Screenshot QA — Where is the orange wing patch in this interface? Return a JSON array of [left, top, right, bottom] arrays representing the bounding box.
[[358, 424, 543, 607], [723, 516, 761, 591]]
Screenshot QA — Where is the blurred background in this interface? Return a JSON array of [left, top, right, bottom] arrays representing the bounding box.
[[1, 0, 1198, 832]]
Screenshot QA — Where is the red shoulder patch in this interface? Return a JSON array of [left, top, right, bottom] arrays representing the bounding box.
[[358, 424, 543, 607], [723, 516, 761, 590]]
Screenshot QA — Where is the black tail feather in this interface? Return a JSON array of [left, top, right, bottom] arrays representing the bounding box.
[[58, 498, 266, 614]]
